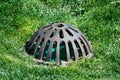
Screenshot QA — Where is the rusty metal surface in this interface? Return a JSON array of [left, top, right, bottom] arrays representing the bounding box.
[[25, 23, 93, 64]]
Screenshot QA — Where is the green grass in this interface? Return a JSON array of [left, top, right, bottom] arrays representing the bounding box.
[[0, 0, 120, 80]]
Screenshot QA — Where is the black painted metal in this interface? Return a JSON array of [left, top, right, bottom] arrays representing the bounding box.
[[25, 23, 93, 64]]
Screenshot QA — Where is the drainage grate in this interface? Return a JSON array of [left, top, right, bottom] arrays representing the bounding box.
[[25, 23, 93, 65]]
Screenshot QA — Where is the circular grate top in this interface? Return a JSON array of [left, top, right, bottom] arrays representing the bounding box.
[[25, 23, 93, 65]]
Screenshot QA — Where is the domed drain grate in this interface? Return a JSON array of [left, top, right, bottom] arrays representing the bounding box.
[[25, 23, 93, 65]]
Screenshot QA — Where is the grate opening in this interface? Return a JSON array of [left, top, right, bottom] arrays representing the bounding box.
[[35, 35, 40, 42], [79, 38, 88, 55], [60, 41, 67, 61], [43, 27, 53, 34], [40, 38, 44, 46], [58, 24, 64, 27], [28, 44, 36, 55], [74, 40, 82, 57], [50, 29, 57, 37], [30, 32, 38, 42], [81, 35, 91, 52], [34, 38, 44, 59], [51, 41, 57, 62], [34, 46, 40, 59], [59, 29, 64, 38], [68, 41, 75, 60], [27, 32, 38, 49], [42, 40, 50, 61], [66, 29, 73, 37], [68, 27, 78, 33]]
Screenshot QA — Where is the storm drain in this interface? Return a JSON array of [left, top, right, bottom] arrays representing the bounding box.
[[25, 23, 93, 65]]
